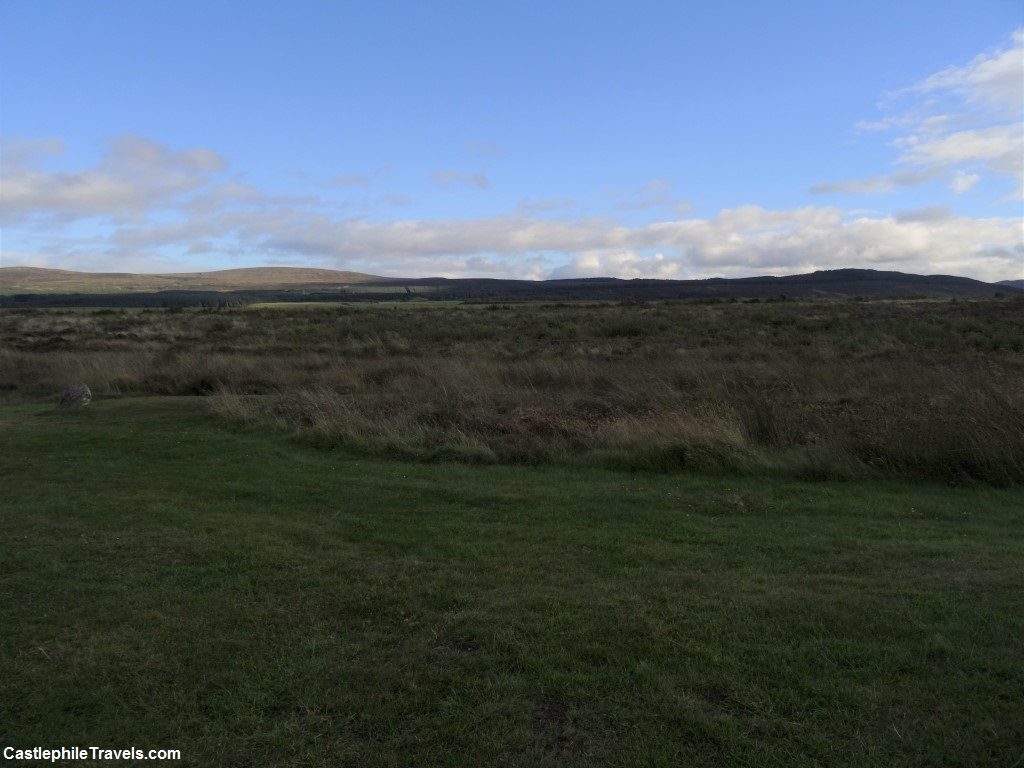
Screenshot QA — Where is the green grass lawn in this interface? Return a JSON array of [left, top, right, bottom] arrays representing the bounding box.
[[1, 398, 1021, 766]]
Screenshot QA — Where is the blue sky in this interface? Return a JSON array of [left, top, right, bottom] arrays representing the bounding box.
[[1, 1, 1021, 280]]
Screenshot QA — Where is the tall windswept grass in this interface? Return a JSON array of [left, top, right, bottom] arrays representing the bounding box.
[[3, 298, 1023, 482]]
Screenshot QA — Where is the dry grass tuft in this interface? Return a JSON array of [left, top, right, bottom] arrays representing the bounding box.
[[3, 298, 1023, 482]]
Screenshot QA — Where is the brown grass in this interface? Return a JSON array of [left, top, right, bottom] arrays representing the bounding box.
[[2, 297, 1023, 483]]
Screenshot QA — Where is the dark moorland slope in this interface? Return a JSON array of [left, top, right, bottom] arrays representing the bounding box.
[[398, 268, 1017, 301], [0, 266, 1018, 307]]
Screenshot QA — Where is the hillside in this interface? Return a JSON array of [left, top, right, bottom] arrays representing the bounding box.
[[0, 266, 1017, 307], [0, 266, 389, 294], [394, 268, 1015, 301]]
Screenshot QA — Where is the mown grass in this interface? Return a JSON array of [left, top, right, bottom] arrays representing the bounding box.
[[1, 398, 1022, 766]]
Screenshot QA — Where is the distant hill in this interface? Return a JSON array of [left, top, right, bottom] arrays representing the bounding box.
[[998, 279, 1024, 290], [0, 267, 1018, 307], [0, 266, 389, 294], [392, 268, 1016, 301]]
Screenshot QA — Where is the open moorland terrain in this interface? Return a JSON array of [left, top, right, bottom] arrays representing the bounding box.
[[3, 294, 1023, 482], [2, 265, 1018, 307], [2, 293, 1023, 766]]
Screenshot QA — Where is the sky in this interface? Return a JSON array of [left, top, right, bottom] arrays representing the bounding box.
[[1, 0, 1022, 281]]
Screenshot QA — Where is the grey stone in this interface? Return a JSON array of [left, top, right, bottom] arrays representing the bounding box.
[[59, 383, 92, 409]]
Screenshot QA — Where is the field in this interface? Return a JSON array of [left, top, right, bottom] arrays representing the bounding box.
[[3, 297, 1023, 482], [2, 297, 1023, 765], [2, 398, 1022, 766]]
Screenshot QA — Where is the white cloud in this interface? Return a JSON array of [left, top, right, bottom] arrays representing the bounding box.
[[893, 206, 952, 223], [896, 123, 1023, 174], [428, 169, 489, 190], [0, 137, 66, 166], [951, 171, 981, 194], [910, 28, 1024, 111], [4, 246, 212, 275], [0, 134, 227, 222], [814, 28, 1024, 198], [5, 136, 1020, 281], [810, 168, 942, 194], [545, 207, 1021, 283], [255, 213, 632, 261], [6, 189, 1022, 281], [550, 250, 684, 280], [233, 203, 1020, 282]]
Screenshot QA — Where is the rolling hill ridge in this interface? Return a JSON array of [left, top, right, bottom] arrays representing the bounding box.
[[0, 266, 389, 294], [0, 266, 1018, 307]]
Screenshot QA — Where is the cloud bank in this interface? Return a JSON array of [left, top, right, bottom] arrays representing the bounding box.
[[814, 28, 1024, 198]]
